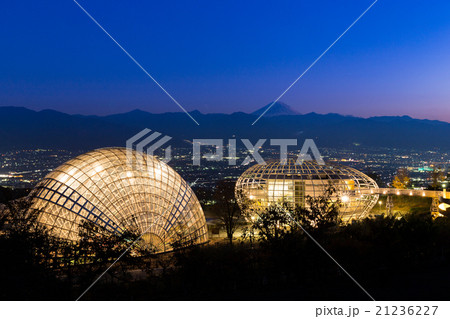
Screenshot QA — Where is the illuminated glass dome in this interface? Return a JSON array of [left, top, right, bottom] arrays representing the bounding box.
[[30, 147, 208, 252], [235, 160, 379, 222]]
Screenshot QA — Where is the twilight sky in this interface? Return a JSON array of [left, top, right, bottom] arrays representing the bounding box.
[[1, 0, 450, 121]]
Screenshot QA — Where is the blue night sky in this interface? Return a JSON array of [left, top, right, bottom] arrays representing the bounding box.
[[1, 0, 450, 121]]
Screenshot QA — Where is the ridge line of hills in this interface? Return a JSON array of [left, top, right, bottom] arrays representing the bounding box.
[[1, 104, 449, 151]]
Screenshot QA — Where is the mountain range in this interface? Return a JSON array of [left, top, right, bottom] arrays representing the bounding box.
[[1, 103, 449, 151]]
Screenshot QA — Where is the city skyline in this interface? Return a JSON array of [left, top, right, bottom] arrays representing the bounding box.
[[1, 1, 450, 121]]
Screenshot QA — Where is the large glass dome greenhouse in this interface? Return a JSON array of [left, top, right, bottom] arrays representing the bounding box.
[[235, 159, 379, 222], [30, 147, 208, 253]]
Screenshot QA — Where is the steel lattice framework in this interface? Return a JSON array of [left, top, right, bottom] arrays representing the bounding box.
[[235, 159, 379, 222], [30, 147, 208, 252]]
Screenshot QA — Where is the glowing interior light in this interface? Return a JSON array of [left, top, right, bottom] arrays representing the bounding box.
[[154, 167, 162, 177], [422, 192, 426, 197], [59, 174, 68, 183], [378, 201, 382, 205], [396, 191, 400, 195], [126, 171, 133, 178], [409, 191, 413, 196], [94, 165, 103, 173], [249, 195, 255, 200], [439, 203, 449, 211], [235, 159, 379, 223]]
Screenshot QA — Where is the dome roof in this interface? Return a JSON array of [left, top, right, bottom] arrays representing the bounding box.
[[236, 159, 379, 221], [238, 159, 363, 178], [30, 147, 207, 252]]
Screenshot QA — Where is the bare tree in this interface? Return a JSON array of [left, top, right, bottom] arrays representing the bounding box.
[[213, 180, 244, 244]]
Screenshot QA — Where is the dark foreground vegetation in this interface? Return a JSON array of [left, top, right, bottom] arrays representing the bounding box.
[[1, 187, 450, 300]]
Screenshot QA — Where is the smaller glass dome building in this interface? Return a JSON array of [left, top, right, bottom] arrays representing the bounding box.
[[235, 160, 379, 222]]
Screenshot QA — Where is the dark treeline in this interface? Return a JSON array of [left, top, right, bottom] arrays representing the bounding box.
[[0, 186, 31, 204], [80, 211, 450, 301], [0, 195, 148, 300], [1, 189, 450, 300]]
